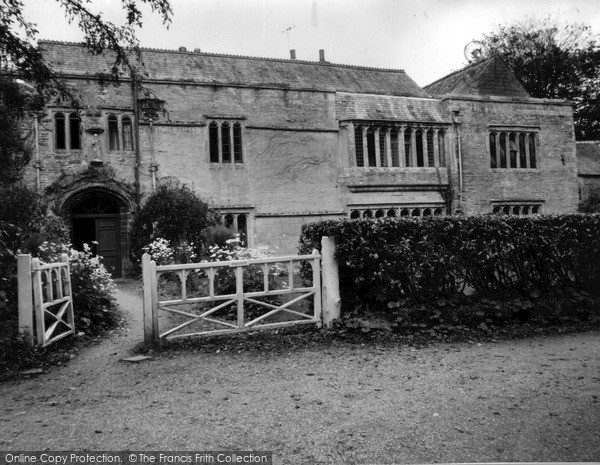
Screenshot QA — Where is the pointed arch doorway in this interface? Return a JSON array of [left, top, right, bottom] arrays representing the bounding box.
[[68, 190, 126, 277]]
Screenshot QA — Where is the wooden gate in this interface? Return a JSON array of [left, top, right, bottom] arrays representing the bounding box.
[[18, 254, 76, 347], [142, 250, 326, 344]]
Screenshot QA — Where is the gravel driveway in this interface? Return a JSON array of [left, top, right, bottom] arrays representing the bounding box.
[[1, 281, 599, 464]]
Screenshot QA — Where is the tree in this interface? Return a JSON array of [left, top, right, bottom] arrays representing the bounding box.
[[1, 0, 172, 94], [475, 16, 600, 139], [0, 76, 38, 186], [129, 184, 221, 262], [0, 0, 172, 184]]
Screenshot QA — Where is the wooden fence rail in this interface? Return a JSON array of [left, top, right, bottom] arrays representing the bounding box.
[[17, 253, 76, 347], [142, 236, 341, 345]]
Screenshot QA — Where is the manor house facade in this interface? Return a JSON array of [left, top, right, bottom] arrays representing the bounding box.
[[22, 41, 578, 276]]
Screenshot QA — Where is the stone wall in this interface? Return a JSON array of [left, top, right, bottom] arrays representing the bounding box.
[[22, 44, 581, 260], [447, 97, 578, 214]]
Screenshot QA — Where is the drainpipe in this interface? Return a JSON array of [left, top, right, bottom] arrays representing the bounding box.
[[452, 109, 464, 213], [149, 117, 157, 191], [33, 115, 41, 193], [132, 82, 141, 209], [457, 134, 463, 210]]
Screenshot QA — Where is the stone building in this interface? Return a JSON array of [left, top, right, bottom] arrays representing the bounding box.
[[576, 141, 600, 206], [21, 42, 578, 276]]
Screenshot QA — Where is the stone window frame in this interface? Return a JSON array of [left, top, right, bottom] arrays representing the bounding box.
[[350, 121, 448, 169], [207, 118, 245, 164], [219, 209, 254, 247], [488, 126, 539, 170], [106, 114, 135, 152], [54, 111, 82, 150], [491, 201, 543, 216], [349, 204, 446, 219]]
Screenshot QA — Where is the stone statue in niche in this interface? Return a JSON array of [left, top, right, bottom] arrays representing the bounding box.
[[84, 110, 105, 166]]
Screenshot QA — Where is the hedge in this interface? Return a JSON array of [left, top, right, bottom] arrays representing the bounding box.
[[299, 214, 600, 311]]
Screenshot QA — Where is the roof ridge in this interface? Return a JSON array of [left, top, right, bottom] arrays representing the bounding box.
[[37, 39, 407, 74], [424, 55, 496, 89]]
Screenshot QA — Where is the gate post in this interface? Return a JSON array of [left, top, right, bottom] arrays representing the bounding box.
[[17, 254, 34, 346], [142, 253, 158, 345], [236, 265, 244, 328], [321, 236, 341, 327]]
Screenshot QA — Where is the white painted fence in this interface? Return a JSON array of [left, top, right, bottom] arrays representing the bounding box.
[[142, 236, 341, 344], [17, 253, 76, 347]]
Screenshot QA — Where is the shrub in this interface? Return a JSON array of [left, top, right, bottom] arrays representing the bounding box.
[[38, 242, 119, 335], [202, 224, 236, 250], [0, 186, 69, 318], [142, 237, 199, 265], [153, 236, 285, 321], [299, 214, 600, 315], [129, 184, 220, 263], [207, 236, 285, 320]]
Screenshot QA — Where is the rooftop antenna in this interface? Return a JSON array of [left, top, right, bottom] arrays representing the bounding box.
[[282, 25, 296, 51]]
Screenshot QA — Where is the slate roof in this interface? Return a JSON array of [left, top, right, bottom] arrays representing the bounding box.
[[336, 92, 448, 123], [424, 56, 531, 99], [39, 41, 428, 98], [576, 141, 600, 176]]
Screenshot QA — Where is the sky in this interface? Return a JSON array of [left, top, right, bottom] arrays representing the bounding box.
[[21, 0, 600, 87]]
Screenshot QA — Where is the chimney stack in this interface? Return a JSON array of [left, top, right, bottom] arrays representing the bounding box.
[[290, 49, 296, 60], [319, 49, 325, 62]]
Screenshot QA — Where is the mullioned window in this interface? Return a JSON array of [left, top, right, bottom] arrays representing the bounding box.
[[209, 120, 243, 164], [353, 124, 447, 168], [349, 206, 445, 219], [489, 129, 538, 169], [54, 112, 82, 150]]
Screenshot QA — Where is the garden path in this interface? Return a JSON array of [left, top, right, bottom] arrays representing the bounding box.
[[0, 281, 599, 464]]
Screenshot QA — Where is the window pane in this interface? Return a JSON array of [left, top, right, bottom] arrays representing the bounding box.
[[438, 130, 445, 167], [233, 123, 243, 163], [519, 133, 527, 168], [529, 133, 537, 168], [366, 128, 376, 167], [108, 115, 119, 150], [55, 113, 66, 149], [426, 130, 435, 166], [379, 129, 387, 167], [489, 132, 497, 168], [237, 214, 247, 245], [354, 126, 364, 167], [390, 128, 399, 167], [415, 130, 424, 167], [221, 122, 231, 163], [209, 122, 219, 162], [499, 132, 507, 168], [122, 117, 133, 151], [404, 129, 412, 167], [354, 126, 365, 166], [69, 113, 81, 149], [509, 133, 517, 168]]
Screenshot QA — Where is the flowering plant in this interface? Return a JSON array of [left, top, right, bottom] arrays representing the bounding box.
[[142, 238, 198, 265], [142, 238, 175, 265], [37, 241, 118, 335]]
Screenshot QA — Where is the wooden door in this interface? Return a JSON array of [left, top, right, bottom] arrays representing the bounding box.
[[96, 219, 121, 277]]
